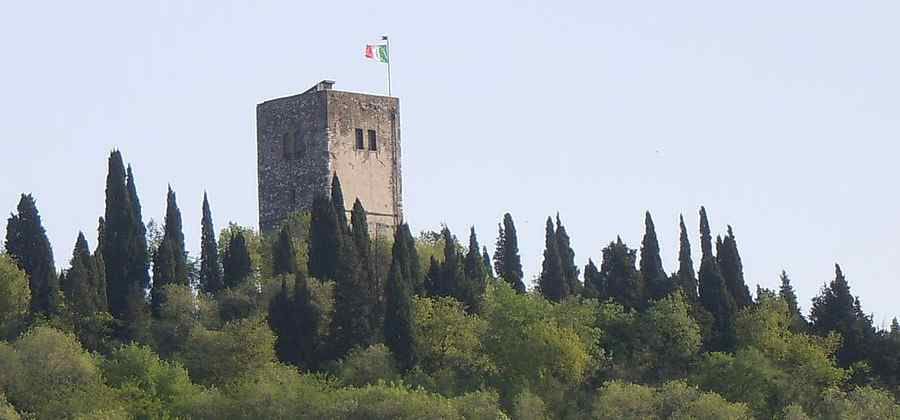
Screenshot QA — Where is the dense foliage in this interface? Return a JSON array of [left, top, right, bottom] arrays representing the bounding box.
[[0, 150, 898, 419]]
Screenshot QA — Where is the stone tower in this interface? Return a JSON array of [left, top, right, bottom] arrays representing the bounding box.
[[257, 80, 402, 237]]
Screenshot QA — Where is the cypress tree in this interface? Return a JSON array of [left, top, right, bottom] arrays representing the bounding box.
[[697, 207, 736, 352], [268, 278, 295, 365], [461, 227, 487, 312], [438, 227, 463, 299], [62, 232, 102, 315], [385, 228, 416, 371], [424, 256, 441, 297], [675, 215, 698, 301], [583, 258, 605, 300], [482, 246, 493, 279], [292, 270, 319, 369], [5, 194, 58, 315], [640, 212, 671, 301], [151, 187, 188, 314], [810, 264, 876, 368], [400, 224, 423, 294], [331, 173, 348, 232], [125, 165, 151, 296], [555, 214, 581, 296], [717, 225, 752, 309], [329, 222, 375, 359], [308, 194, 340, 280], [493, 213, 525, 293], [600, 237, 643, 310], [272, 226, 297, 276], [350, 199, 381, 331], [199, 193, 223, 293], [222, 231, 252, 288], [778, 270, 807, 332], [93, 217, 108, 312], [538, 217, 568, 302], [103, 151, 133, 319]]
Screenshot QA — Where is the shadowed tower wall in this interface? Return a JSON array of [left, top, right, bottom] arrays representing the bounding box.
[[257, 81, 402, 237]]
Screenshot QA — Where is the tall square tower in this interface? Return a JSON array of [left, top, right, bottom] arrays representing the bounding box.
[[257, 80, 402, 237]]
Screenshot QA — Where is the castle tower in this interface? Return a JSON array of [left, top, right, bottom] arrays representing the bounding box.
[[257, 80, 402, 237]]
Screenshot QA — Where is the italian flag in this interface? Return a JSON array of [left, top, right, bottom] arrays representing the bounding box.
[[365, 44, 389, 63]]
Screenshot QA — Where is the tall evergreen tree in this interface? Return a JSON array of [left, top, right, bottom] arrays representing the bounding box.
[[640, 212, 671, 301], [308, 194, 340, 281], [103, 151, 133, 319], [62, 232, 104, 315], [384, 228, 416, 371], [600, 237, 643, 310], [717, 225, 752, 309], [697, 207, 737, 352], [5, 194, 58, 315], [810, 264, 876, 368], [151, 187, 188, 314], [538, 217, 568, 302], [437, 227, 463, 299], [493, 213, 526, 293], [424, 256, 441, 297], [222, 231, 252, 288], [583, 258, 605, 300], [461, 227, 487, 312], [675, 215, 698, 301], [555, 214, 581, 296], [350, 199, 381, 332], [199, 193, 223, 293], [329, 222, 375, 359], [268, 270, 320, 370], [272, 226, 297, 276], [481, 246, 493, 279], [125, 165, 151, 296], [93, 217, 108, 312], [778, 270, 807, 332], [331, 173, 348, 232]]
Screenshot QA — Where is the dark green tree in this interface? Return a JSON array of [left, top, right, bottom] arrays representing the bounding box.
[[222, 231, 252, 288], [583, 258, 605, 300], [482, 246, 493, 279], [199, 193, 223, 293], [151, 187, 188, 314], [272, 226, 296, 276], [778, 270, 807, 332], [331, 173, 348, 232], [461, 227, 487, 312], [555, 214, 581, 296], [400, 224, 423, 295], [600, 237, 643, 310], [538, 217, 568, 302], [810, 264, 876, 368], [5, 194, 58, 315], [329, 220, 376, 359], [674, 215, 698, 301], [350, 199, 381, 331], [384, 228, 416, 371], [438, 227, 463, 299], [61, 232, 104, 315], [424, 256, 441, 297], [697, 207, 736, 352], [640, 212, 671, 301], [125, 165, 151, 296], [493, 213, 526, 293], [308, 194, 340, 281], [268, 270, 319, 370], [93, 217, 108, 312], [716, 225, 752, 309]]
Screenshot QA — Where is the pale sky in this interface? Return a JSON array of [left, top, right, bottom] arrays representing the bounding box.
[[1, 1, 898, 323]]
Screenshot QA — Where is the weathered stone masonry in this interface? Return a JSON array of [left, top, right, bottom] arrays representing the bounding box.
[[257, 81, 403, 237]]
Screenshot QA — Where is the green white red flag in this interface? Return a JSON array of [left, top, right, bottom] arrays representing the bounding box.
[[365, 43, 389, 63]]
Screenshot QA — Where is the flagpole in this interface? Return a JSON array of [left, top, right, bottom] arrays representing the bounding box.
[[382, 35, 392, 96]]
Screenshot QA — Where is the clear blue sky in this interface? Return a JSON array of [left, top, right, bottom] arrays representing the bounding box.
[[1, 1, 898, 323]]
